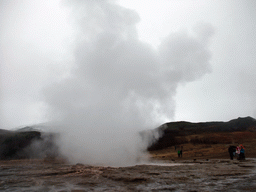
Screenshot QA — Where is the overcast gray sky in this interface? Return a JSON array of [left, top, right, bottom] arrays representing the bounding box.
[[1, 0, 256, 129]]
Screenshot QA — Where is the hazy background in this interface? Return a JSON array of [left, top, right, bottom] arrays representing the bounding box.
[[1, 0, 256, 129], [1, 0, 256, 165]]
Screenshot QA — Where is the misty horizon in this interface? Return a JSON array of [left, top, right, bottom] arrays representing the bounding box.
[[1, 0, 256, 165]]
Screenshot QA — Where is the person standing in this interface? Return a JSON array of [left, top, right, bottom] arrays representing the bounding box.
[[228, 146, 236, 160], [239, 145, 245, 160], [177, 150, 180, 157], [236, 145, 240, 159]]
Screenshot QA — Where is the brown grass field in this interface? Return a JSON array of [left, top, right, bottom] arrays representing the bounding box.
[[149, 131, 256, 161]]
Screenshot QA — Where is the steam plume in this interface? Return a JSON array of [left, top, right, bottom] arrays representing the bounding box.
[[43, 0, 214, 166]]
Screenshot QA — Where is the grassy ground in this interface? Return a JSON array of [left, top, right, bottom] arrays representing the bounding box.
[[149, 131, 256, 161]]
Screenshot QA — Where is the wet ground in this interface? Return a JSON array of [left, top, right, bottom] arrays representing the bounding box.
[[0, 158, 256, 191]]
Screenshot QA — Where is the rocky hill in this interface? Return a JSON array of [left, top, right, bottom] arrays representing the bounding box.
[[147, 116, 256, 151], [0, 128, 58, 160]]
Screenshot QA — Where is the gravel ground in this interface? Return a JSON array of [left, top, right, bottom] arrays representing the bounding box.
[[0, 158, 255, 191]]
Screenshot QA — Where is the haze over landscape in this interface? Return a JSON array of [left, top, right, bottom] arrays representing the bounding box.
[[1, 0, 256, 129], [2, 3, 256, 192], [1, 0, 256, 165]]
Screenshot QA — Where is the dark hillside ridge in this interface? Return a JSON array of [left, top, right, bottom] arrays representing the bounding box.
[[1, 117, 255, 159], [0, 128, 59, 160], [147, 116, 256, 151]]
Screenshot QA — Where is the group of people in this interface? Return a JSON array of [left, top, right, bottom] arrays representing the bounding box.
[[174, 144, 245, 160], [228, 144, 245, 160]]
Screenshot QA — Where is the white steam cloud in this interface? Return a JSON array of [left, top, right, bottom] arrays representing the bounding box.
[[43, 0, 214, 166]]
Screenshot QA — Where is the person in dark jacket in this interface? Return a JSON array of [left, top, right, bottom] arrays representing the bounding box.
[[228, 146, 236, 160]]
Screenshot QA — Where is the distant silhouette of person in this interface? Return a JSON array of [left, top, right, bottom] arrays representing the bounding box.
[[236, 145, 240, 159], [228, 146, 236, 160], [180, 146, 183, 157], [238, 145, 245, 160], [178, 150, 181, 157]]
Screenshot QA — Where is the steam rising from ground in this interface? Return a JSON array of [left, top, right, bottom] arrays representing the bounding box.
[[43, 1, 214, 166]]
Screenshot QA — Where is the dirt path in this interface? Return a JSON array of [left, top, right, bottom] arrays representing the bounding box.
[[0, 158, 256, 191]]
